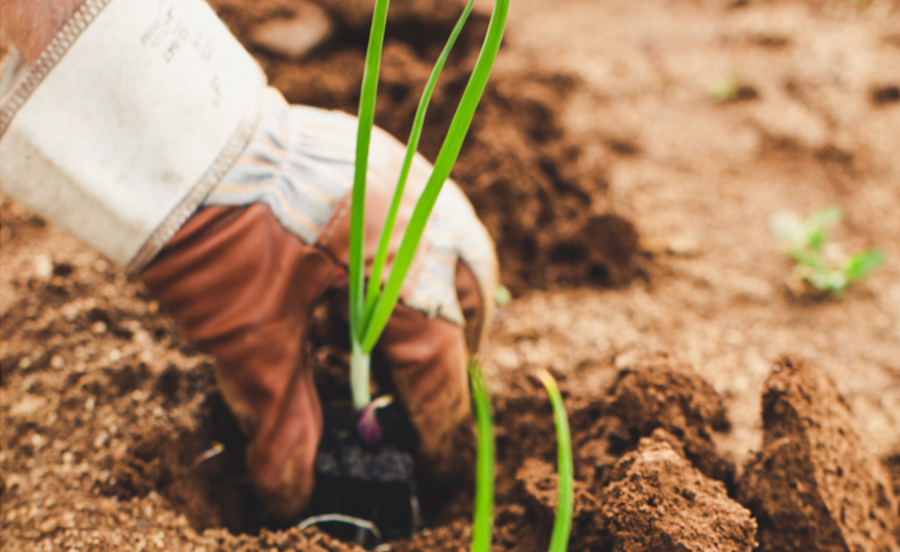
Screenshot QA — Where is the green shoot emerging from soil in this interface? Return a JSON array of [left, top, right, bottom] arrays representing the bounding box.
[[770, 207, 886, 297], [709, 75, 742, 103], [349, 0, 509, 429], [469, 361, 496, 552], [494, 284, 512, 307], [536, 370, 573, 552]]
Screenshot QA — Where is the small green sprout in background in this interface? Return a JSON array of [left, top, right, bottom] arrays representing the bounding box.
[[770, 207, 886, 297], [709, 74, 757, 103], [536, 369, 573, 552], [469, 361, 496, 552], [709, 75, 742, 103]]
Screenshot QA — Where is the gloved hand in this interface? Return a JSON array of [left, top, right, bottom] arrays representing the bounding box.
[[140, 90, 497, 519], [0, 0, 497, 522], [0, 0, 497, 518]]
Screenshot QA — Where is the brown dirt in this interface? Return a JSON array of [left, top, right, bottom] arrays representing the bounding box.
[[601, 353, 735, 487], [884, 445, 900, 544], [596, 430, 757, 552], [886, 446, 900, 512], [3, 0, 900, 550], [737, 355, 899, 552], [211, 0, 643, 293]]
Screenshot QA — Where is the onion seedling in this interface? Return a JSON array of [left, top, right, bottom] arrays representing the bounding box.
[[536, 369, 573, 552], [349, 0, 509, 440], [469, 361, 496, 552], [770, 207, 886, 297]]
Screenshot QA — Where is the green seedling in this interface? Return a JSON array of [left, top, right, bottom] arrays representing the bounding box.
[[709, 74, 757, 103], [349, 0, 509, 439], [771, 207, 886, 296], [469, 361, 496, 552], [494, 284, 511, 307], [536, 370, 573, 552], [709, 75, 742, 103]]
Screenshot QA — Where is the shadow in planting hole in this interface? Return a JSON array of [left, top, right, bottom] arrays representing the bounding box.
[[109, 392, 266, 534], [106, 305, 434, 538]]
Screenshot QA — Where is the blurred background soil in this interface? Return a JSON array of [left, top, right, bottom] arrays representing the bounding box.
[[1, 0, 899, 550]]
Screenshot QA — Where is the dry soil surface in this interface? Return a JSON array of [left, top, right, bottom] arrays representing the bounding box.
[[2, 0, 900, 550]]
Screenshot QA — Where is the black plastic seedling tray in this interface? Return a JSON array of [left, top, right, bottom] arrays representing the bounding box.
[[306, 401, 421, 547]]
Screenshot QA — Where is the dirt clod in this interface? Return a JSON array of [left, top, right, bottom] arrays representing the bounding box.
[[516, 457, 597, 525], [583, 353, 735, 488], [737, 355, 900, 552], [596, 430, 757, 552]]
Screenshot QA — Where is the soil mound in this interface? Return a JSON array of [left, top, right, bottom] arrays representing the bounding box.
[[737, 355, 900, 552], [210, 0, 642, 294], [596, 430, 757, 552], [574, 353, 735, 490], [493, 358, 742, 550]]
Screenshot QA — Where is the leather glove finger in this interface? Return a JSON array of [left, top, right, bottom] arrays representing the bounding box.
[[141, 203, 339, 519], [377, 261, 485, 481]]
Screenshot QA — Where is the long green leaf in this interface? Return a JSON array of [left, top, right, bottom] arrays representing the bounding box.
[[536, 370, 573, 552], [803, 207, 841, 250], [361, 0, 510, 353], [469, 361, 496, 552], [349, 0, 391, 409], [350, 0, 392, 338], [844, 249, 886, 281], [365, 0, 477, 324]]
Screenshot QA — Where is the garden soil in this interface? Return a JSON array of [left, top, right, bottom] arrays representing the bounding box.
[[2, 0, 900, 550]]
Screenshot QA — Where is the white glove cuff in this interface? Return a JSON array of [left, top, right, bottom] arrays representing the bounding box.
[[0, 0, 265, 271]]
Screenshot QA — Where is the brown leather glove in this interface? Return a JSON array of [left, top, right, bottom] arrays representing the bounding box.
[[141, 93, 496, 519]]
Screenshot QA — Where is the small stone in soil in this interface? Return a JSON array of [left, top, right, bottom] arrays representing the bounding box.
[[39, 518, 58, 534], [250, 2, 333, 60]]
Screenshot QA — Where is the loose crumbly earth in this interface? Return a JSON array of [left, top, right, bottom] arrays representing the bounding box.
[[2, 0, 900, 550], [738, 355, 899, 552], [595, 431, 757, 552]]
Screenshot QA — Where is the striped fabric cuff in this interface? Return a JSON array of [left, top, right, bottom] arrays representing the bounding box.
[[205, 88, 497, 329]]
